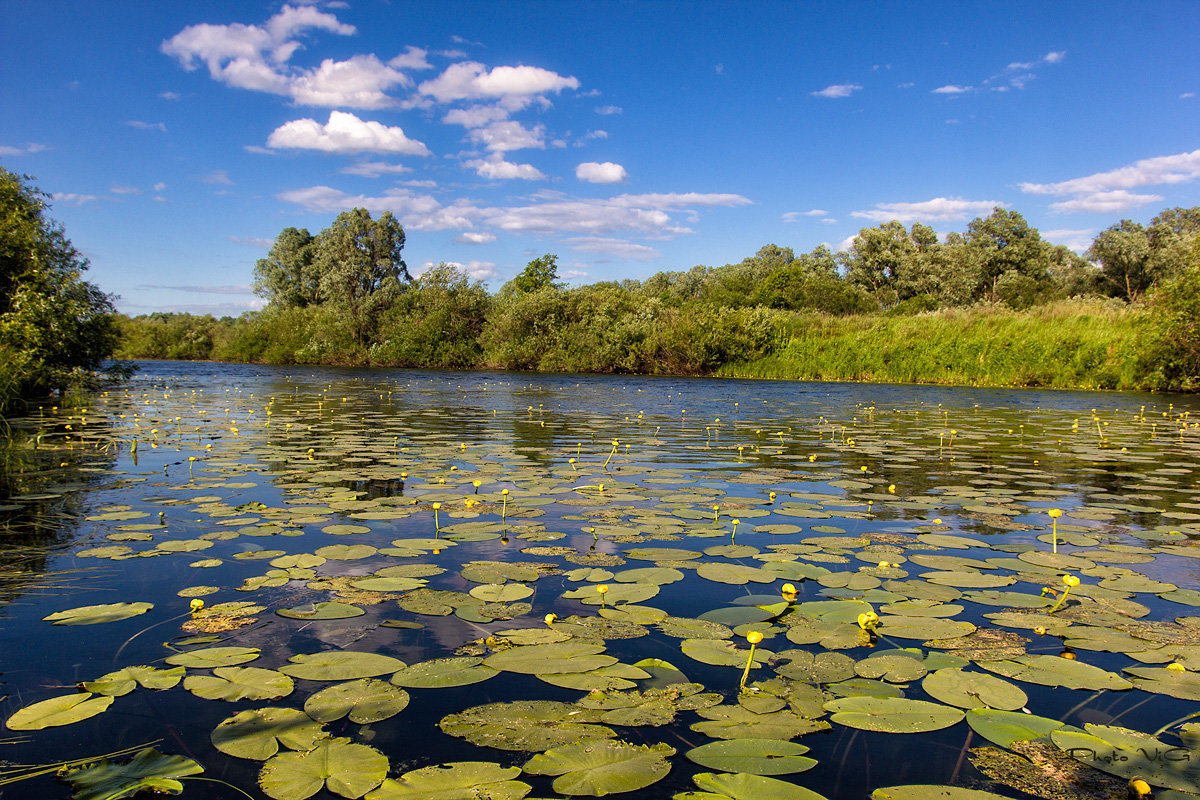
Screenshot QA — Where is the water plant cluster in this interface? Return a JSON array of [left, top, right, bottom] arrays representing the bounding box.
[[2, 366, 1200, 800]]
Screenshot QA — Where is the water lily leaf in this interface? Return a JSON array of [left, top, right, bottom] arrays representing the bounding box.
[[614, 566, 685, 585], [62, 747, 203, 800], [964, 708, 1071, 748], [165, 646, 260, 668], [691, 705, 830, 740], [854, 654, 927, 683], [6, 692, 114, 730], [43, 601, 153, 625], [1051, 726, 1200, 792], [212, 707, 329, 760], [484, 641, 614, 675], [685, 738, 816, 776], [871, 786, 1016, 800], [978, 654, 1132, 690], [523, 739, 675, 796], [774, 651, 856, 683], [681, 638, 772, 668], [315, 544, 378, 560], [349, 577, 427, 592], [279, 651, 406, 681], [304, 678, 409, 724], [921, 668, 1027, 710], [185, 667, 294, 702], [827, 678, 904, 699], [1123, 666, 1200, 700], [469, 582, 534, 602], [562, 582, 660, 605], [795, 599, 874, 624], [658, 616, 734, 640], [259, 737, 388, 800], [824, 697, 963, 732], [922, 571, 1015, 589], [83, 666, 185, 696], [439, 700, 615, 752], [697, 563, 775, 585], [365, 761, 529, 799], [390, 657, 498, 688], [683, 771, 830, 800], [277, 602, 366, 620]]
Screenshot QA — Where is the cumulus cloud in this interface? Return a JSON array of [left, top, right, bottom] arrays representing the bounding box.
[[419, 62, 580, 108], [288, 54, 412, 108], [454, 231, 497, 244], [595, 105, 622, 115], [1020, 149, 1200, 214], [267, 110, 431, 155], [340, 161, 411, 177], [811, 83, 861, 98], [465, 157, 546, 180], [565, 236, 659, 259], [932, 84, 972, 94], [275, 185, 482, 230], [443, 104, 511, 128], [851, 197, 1003, 223], [576, 161, 628, 184], [51, 193, 101, 206], [1043, 228, 1096, 253], [467, 120, 545, 153], [1048, 190, 1164, 214]]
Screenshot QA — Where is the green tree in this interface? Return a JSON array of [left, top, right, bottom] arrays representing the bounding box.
[[843, 221, 916, 302], [1087, 220, 1152, 301], [253, 227, 318, 308], [312, 208, 409, 346], [966, 208, 1052, 303], [0, 169, 118, 408], [511, 253, 560, 295]]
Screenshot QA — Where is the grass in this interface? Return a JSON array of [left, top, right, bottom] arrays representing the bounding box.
[[720, 299, 1152, 391]]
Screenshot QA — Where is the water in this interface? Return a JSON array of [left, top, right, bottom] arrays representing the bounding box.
[[2, 362, 1199, 799]]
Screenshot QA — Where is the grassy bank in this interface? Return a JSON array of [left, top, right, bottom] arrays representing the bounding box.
[[720, 299, 1151, 390]]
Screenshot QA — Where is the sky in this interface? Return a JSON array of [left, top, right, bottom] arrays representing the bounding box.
[[2, 0, 1198, 316]]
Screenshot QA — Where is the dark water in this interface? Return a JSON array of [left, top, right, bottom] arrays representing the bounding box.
[[2, 362, 1199, 799]]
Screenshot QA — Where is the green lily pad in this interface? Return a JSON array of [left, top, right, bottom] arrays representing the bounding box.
[[697, 563, 776, 585], [43, 601, 153, 625], [348, 577, 427, 592], [921, 668, 1027, 710], [212, 707, 329, 760], [774, 651, 857, 683], [1123, 666, 1200, 700], [279, 651, 406, 681], [523, 739, 675, 796], [83, 666, 185, 696], [691, 705, 830, 740], [277, 602, 366, 620], [871, 786, 1017, 800], [365, 761, 529, 799], [304, 678, 410, 723], [824, 697, 964, 732], [683, 771, 831, 800], [964, 708, 1071, 748], [185, 667, 294, 702], [439, 700, 615, 752], [854, 653, 928, 683], [613, 566, 685, 585], [259, 737, 388, 800], [390, 657, 499, 688], [1052, 725, 1200, 792], [469, 582, 534, 602], [978, 654, 1132, 690], [62, 747, 203, 800], [562, 582, 660, 605], [681, 638, 772, 668], [484, 641, 615, 675], [685, 738, 816, 776], [6, 692, 114, 730], [315, 544, 378, 560], [165, 646, 261, 668]]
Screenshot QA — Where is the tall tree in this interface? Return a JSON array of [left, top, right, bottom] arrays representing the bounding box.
[[313, 208, 409, 345], [511, 253, 560, 295], [965, 208, 1052, 302], [253, 227, 318, 308], [1087, 220, 1152, 301], [843, 221, 915, 299], [0, 168, 118, 406]]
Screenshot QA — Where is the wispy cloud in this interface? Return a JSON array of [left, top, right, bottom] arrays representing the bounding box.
[[811, 83, 861, 99], [565, 236, 660, 260], [51, 192, 101, 206], [595, 105, 623, 115], [1020, 148, 1200, 213], [454, 231, 497, 244], [139, 283, 254, 295], [226, 236, 274, 247], [851, 196, 1003, 223], [125, 120, 167, 132], [339, 160, 412, 177], [0, 142, 47, 156], [197, 170, 234, 185], [932, 85, 972, 95], [782, 209, 827, 222]]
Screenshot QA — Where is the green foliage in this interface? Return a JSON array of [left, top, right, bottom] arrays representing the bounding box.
[[510, 253, 560, 295], [0, 168, 119, 411], [1144, 241, 1200, 390], [253, 227, 318, 308]]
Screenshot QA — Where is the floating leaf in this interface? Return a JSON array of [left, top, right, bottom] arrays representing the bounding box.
[[854, 653, 927, 683], [165, 646, 260, 668], [469, 582, 534, 602], [964, 708, 1071, 748], [439, 700, 615, 752], [484, 641, 615, 675], [83, 666, 185, 696], [62, 747, 203, 800], [279, 652, 406, 681], [921, 669, 1027, 711], [685, 738, 816, 776], [185, 667, 294, 702], [366, 761, 529, 799], [684, 771, 831, 800], [42, 601, 153, 625], [978, 655, 1132, 690], [871, 786, 1017, 800], [6, 692, 113, 730], [304, 679, 410, 724], [691, 705, 829, 740], [212, 707, 329, 760], [681, 638, 772, 668], [523, 739, 675, 796], [390, 657, 498, 688], [824, 697, 963, 733], [277, 602, 366, 620], [1051, 725, 1200, 792], [259, 737, 388, 800]]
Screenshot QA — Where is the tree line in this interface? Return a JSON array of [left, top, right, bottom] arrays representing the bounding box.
[[115, 202, 1200, 390]]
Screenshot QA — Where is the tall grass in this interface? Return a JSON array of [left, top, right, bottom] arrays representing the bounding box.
[[720, 299, 1151, 390]]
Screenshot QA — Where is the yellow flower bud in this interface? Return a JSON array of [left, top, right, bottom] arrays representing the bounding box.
[[1034, 626, 1047, 635], [544, 613, 557, 626], [189, 599, 205, 613], [746, 631, 763, 644], [1063, 574, 1080, 588], [596, 584, 608, 594], [1167, 662, 1187, 672]]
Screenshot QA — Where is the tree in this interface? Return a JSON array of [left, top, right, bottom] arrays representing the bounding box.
[[0, 169, 118, 407], [312, 208, 409, 345], [965, 208, 1052, 302], [1087, 220, 1152, 301], [253, 227, 318, 308], [511, 253, 560, 295], [843, 221, 916, 301]]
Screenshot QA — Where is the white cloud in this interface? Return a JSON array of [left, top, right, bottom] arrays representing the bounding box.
[[198, 170, 233, 185], [0, 142, 47, 156], [595, 105, 622, 115], [565, 236, 659, 259], [51, 192, 101, 206], [1042, 51, 1066, 64], [153, 182, 167, 192], [932, 84, 972, 94], [576, 161, 628, 184], [111, 184, 143, 195], [289, 55, 411, 108], [851, 197, 1003, 223], [782, 209, 827, 222], [454, 231, 497, 244], [125, 120, 167, 132], [419, 62, 579, 108], [275, 185, 482, 230], [267, 110, 431, 155], [1182, 92, 1196, 99], [465, 157, 546, 180], [339, 160, 411, 177], [159, 91, 181, 100], [898, 82, 915, 89], [584, 129, 608, 140], [1019, 149, 1200, 196], [443, 104, 510, 128], [226, 236, 274, 248], [811, 83, 861, 98], [388, 46, 432, 71], [140, 283, 255, 295], [419, 259, 497, 280], [1043, 228, 1096, 252], [1049, 190, 1163, 214], [467, 120, 545, 152]]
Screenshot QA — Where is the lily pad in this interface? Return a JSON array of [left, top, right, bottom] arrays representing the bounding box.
[[279, 651, 406, 681], [389, 657, 499, 688], [685, 738, 816, 776], [439, 700, 615, 752], [824, 696, 964, 732], [185, 667, 294, 702], [83, 666, 185, 696], [978, 654, 1132, 690], [6, 692, 114, 730], [523, 739, 675, 796], [921, 668, 1027, 710], [259, 737, 388, 800], [683, 771, 831, 800], [365, 761, 530, 799], [42, 601, 153, 625], [871, 786, 1017, 800], [278, 601, 367, 620], [62, 747, 203, 800], [964, 708, 1071, 748], [484, 641, 615, 675], [212, 707, 329, 760], [165, 646, 261, 668], [304, 678, 410, 723]]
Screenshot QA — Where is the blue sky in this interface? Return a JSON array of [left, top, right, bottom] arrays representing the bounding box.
[[2, 1, 1197, 316]]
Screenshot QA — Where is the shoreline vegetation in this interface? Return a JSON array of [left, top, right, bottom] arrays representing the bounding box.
[[4, 164, 1200, 411]]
